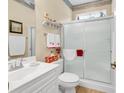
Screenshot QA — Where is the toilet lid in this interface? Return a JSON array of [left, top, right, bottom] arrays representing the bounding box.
[[59, 72, 79, 83]]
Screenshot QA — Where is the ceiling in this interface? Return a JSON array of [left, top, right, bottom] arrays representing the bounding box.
[[15, 0, 111, 10], [68, 0, 102, 6], [15, 0, 35, 9], [24, 0, 35, 5]]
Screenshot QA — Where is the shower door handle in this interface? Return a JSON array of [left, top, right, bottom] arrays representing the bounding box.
[[111, 61, 116, 70]]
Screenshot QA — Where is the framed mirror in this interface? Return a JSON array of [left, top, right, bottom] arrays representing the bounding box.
[[9, 20, 23, 34]]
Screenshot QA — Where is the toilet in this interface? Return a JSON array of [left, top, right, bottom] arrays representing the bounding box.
[[57, 49, 79, 93], [52, 58, 79, 93], [58, 72, 79, 93]]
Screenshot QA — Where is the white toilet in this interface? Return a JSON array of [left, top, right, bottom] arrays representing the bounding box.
[[58, 72, 79, 93], [52, 59, 79, 93], [53, 49, 79, 93]]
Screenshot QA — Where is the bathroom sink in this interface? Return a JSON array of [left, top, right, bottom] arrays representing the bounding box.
[[9, 67, 37, 81], [29, 62, 40, 67], [8, 62, 52, 82]]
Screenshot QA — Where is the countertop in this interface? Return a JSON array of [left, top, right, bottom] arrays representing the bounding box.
[[8, 62, 59, 92]]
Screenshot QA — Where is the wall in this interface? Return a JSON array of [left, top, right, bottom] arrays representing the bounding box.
[[112, 0, 116, 15], [8, 0, 35, 58], [35, 0, 72, 61], [72, 1, 112, 20]]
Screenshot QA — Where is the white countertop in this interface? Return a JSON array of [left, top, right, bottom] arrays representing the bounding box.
[[8, 62, 59, 92]]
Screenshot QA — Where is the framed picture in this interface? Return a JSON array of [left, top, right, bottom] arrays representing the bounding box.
[[9, 20, 23, 34]]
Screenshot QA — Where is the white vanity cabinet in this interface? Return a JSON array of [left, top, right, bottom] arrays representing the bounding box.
[[9, 66, 59, 93]]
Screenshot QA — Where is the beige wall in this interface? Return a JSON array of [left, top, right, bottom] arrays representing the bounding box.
[[112, 0, 116, 15], [8, 0, 35, 58], [35, 0, 72, 61], [72, 2, 112, 20]]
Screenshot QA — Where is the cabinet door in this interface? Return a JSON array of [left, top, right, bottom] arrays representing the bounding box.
[[46, 80, 58, 93], [37, 88, 46, 93], [54, 34, 60, 47], [84, 19, 111, 83], [47, 33, 55, 47]]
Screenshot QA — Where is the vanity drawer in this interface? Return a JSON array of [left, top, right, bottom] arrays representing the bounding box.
[[32, 77, 58, 93], [26, 70, 57, 93]]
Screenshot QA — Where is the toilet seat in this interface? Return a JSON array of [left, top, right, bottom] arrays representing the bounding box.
[[59, 72, 79, 83], [58, 72, 79, 93]]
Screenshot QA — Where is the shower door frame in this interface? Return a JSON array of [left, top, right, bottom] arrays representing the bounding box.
[[62, 16, 114, 84]]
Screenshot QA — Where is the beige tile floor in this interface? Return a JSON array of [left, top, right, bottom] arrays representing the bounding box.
[[76, 86, 105, 93]]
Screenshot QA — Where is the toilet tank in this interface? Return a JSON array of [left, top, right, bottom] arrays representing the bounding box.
[[52, 59, 63, 74]]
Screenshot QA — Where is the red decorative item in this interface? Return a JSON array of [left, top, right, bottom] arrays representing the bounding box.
[[76, 49, 84, 57], [45, 55, 59, 63], [56, 48, 61, 54], [45, 57, 48, 62]]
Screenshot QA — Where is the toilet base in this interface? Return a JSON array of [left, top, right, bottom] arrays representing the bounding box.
[[65, 87, 76, 93], [59, 86, 76, 93]]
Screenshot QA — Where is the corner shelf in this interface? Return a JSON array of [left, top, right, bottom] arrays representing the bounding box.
[[42, 20, 62, 29]]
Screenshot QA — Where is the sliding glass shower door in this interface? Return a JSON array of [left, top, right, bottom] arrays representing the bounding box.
[[63, 23, 84, 78], [84, 19, 111, 83], [63, 18, 112, 83]]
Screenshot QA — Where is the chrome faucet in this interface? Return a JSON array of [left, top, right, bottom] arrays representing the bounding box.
[[8, 58, 24, 71]]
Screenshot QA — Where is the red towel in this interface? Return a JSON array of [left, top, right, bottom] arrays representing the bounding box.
[[76, 49, 84, 56]]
